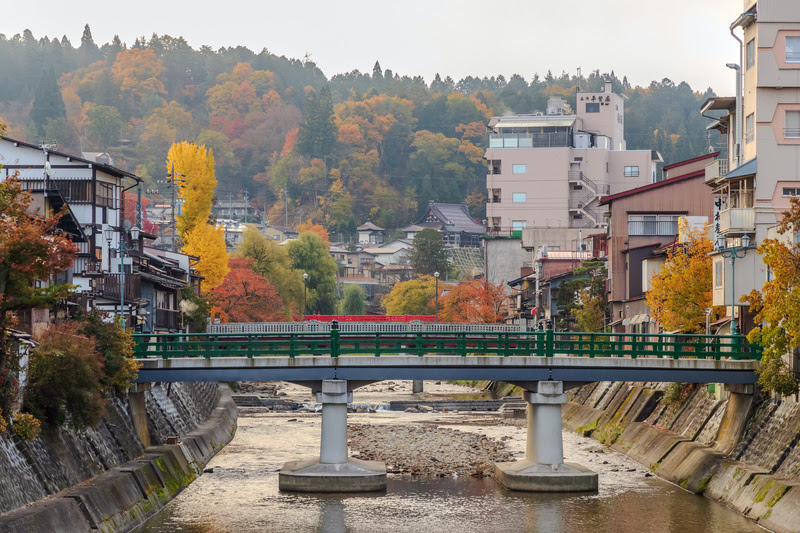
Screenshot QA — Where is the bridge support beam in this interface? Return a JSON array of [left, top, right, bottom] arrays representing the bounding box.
[[495, 381, 597, 492], [279, 379, 386, 492]]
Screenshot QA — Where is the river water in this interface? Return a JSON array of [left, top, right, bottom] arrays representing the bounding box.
[[138, 386, 764, 533]]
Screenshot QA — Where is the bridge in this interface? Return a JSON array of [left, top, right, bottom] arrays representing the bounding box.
[[131, 323, 762, 493]]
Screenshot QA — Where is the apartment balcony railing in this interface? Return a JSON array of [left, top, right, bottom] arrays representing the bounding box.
[[719, 207, 755, 233], [485, 227, 523, 238], [93, 273, 141, 302], [489, 132, 570, 149], [155, 308, 181, 331], [785, 128, 800, 139], [705, 159, 729, 183]]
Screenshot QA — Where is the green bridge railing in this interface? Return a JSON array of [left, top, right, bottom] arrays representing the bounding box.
[[132, 328, 762, 361]]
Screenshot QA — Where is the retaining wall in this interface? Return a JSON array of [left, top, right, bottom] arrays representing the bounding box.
[[0, 383, 237, 532], [564, 383, 800, 533]]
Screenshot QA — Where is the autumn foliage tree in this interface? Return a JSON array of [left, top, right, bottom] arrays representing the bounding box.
[[235, 226, 303, 319], [0, 178, 79, 419], [182, 223, 229, 292], [168, 141, 217, 240], [382, 276, 437, 316], [742, 198, 800, 395], [438, 279, 507, 323], [210, 258, 284, 323], [646, 228, 718, 334]]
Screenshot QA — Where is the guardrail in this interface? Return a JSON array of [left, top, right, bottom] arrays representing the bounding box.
[[133, 328, 761, 361], [207, 321, 525, 334]]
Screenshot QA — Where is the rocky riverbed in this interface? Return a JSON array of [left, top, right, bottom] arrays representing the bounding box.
[[348, 422, 515, 477]]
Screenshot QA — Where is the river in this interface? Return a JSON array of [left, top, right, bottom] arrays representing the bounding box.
[[138, 383, 764, 533]]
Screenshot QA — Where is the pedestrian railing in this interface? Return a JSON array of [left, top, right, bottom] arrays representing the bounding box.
[[133, 326, 761, 361]]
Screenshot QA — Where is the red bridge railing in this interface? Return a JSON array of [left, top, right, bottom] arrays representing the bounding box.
[[304, 314, 437, 323]]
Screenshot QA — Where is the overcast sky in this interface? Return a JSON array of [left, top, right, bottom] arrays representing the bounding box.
[[3, 0, 743, 95]]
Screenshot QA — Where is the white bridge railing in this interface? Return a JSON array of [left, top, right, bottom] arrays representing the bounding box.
[[207, 320, 526, 334]]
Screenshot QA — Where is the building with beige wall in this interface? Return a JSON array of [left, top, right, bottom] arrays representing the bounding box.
[[702, 0, 800, 334], [485, 82, 662, 233]]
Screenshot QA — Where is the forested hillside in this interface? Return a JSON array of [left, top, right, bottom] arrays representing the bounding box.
[[0, 26, 721, 235]]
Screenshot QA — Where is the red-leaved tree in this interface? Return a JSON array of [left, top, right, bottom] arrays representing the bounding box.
[[209, 258, 285, 322], [437, 279, 507, 324]]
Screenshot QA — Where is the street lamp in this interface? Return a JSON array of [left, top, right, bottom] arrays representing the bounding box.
[[103, 223, 140, 329], [434, 271, 440, 322], [717, 234, 750, 334], [302, 272, 309, 321]]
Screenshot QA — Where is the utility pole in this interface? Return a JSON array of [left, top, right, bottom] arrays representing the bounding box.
[[242, 189, 249, 224]]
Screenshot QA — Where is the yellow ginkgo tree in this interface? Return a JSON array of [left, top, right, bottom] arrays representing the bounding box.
[[646, 227, 720, 334], [167, 141, 217, 240], [166, 142, 228, 291]]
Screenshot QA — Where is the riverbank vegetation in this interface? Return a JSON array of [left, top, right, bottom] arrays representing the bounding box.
[[743, 198, 800, 395]]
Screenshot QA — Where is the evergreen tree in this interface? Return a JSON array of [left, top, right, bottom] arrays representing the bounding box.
[[295, 86, 336, 160], [79, 24, 101, 63], [409, 229, 450, 277], [29, 67, 66, 138]]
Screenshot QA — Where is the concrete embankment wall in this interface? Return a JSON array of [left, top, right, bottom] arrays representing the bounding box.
[[0, 382, 237, 533], [564, 382, 800, 533]]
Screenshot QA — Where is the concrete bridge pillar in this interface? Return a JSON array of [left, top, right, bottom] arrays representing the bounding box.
[[279, 380, 386, 492], [319, 379, 350, 464], [495, 381, 597, 492]]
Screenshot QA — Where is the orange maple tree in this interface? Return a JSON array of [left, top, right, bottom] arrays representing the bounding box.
[[297, 220, 331, 249], [209, 258, 284, 323], [437, 280, 507, 324]]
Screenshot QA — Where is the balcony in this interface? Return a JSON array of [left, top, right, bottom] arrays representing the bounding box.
[[155, 308, 181, 331], [705, 159, 729, 184], [93, 273, 141, 302], [719, 208, 755, 233], [489, 132, 570, 149]]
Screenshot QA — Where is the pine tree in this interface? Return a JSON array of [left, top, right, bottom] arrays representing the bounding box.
[[295, 86, 336, 160], [29, 67, 66, 138]]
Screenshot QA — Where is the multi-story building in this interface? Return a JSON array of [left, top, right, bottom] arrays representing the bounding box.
[[485, 82, 662, 233], [600, 153, 716, 333], [702, 1, 800, 334], [0, 136, 195, 332]]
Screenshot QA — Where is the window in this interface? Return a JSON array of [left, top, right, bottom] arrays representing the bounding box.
[[624, 166, 639, 177], [512, 193, 526, 202], [628, 214, 681, 236], [746, 39, 755, 69], [586, 103, 600, 113], [489, 160, 501, 174], [745, 113, 754, 143], [786, 111, 800, 138], [787, 36, 800, 63], [512, 164, 527, 174], [512, 220, 527, 231], [97, 182, 116, 208], [783, 187, 800, 197], [491, 188, 501, 203], [714, 261, 723, 288]]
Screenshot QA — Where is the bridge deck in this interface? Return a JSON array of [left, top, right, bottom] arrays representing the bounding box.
[[135, 355, 759, 384]]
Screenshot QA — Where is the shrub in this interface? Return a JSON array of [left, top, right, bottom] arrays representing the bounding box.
[[0, 407, 6, 434], [12, 413, 41, 440], [596, 422, 624, 445], [664, 382, 695, 407], [24, 323, 106, 429], [78, 310, 140, 393]]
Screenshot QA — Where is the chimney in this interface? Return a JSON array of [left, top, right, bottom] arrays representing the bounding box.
[[604, 81, 612, 93]]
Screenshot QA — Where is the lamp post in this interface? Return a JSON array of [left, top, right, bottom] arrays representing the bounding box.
[[434, 271, 440, 322], [302, 272, 309, 321], [717, 234, 750, 335], [104, 224, 140, 329]]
